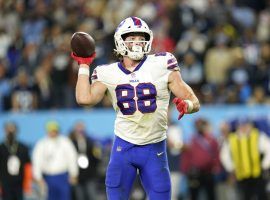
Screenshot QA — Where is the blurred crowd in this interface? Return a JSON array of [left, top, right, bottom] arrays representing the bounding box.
[[0, 0, 270, 112]]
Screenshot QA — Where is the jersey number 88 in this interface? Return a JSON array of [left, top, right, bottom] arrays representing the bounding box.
[[115, 83, 157, 115]]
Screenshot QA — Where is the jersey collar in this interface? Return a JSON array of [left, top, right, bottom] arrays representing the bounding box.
[[117, 56, 147, 75]]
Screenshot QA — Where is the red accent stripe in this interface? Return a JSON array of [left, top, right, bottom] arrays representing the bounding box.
[[132, 17, 142, 26]]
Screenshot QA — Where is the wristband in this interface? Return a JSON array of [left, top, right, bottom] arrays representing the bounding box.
[[184, 100, 194, 113], [78, 67, 90, 76]]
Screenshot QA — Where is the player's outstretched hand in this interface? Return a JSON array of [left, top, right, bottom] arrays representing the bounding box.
[[71, 52, 96, 66], [173, 97, 188, 120]]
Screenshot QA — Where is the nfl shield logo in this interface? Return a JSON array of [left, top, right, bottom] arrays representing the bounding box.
[[116, 146, 122, 152]]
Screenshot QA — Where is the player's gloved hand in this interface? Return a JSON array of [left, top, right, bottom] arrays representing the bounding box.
[[71, 52, 96, 65], [173, 97, 188, 120]]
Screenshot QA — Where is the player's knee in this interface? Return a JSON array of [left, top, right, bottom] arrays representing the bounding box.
[[151, 168, 171, 192], [106, 163, 130, 200], [105, 163, 122, 188]]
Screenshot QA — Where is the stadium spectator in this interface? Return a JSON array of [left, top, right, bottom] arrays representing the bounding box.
[[167, 115, 184, 200], [0, 61, 11, 111], [216, 121, 239, 200], [248, 85, 270, 105], [204, 33, 233, 86], [226, 48, 252, 103], [33, 54, 53, 109], [180, 51, 204, 91], [69, 121, 102, 200], [0, 121, 31, 200], [50, 36, 74, 108], [220, 119, 270, 200], [11, 69, 38, 112], [181, 118, 221, 200], [32, 121, 78, 200], [0, 28, 12, 60]]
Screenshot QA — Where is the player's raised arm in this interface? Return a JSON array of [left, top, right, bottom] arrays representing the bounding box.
[[70, 32, 107, 107], [168, 70, 200, 119], [75, 64, 107, 107]]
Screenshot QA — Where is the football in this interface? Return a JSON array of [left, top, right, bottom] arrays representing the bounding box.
[[70, 32, 95, 57]]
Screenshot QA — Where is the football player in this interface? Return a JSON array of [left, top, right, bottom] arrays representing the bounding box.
[[71, 16, 200, 200]]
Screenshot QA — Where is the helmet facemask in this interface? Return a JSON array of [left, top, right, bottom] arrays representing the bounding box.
[[114, 17, 153, 60]]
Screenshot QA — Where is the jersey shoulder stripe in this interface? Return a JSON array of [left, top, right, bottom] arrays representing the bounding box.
[[152, 52, 180, 71], [148, 52, 180, 71]]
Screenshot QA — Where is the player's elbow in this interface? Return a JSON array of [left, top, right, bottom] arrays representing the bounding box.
[[76, 101, 90, 107], [76, 96, 93, 107]]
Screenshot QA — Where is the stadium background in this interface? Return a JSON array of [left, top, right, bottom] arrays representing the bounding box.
[[0, 0, 270, 199]]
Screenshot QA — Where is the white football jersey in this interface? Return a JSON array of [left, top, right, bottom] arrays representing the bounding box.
[[92, 52, 179, 145]]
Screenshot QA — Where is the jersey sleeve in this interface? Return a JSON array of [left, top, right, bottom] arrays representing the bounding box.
[[165, 52, 180, 71], [154, 52, 180, 71], [91, 64, 112, 84], [91, 65, 108, 84], [153, 52, 180, 85]]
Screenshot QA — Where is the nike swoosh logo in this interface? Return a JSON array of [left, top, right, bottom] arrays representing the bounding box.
[[157, 152, 164, 156]]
